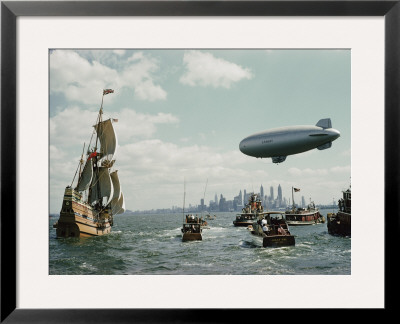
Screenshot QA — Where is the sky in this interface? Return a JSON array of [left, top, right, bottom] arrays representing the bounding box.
[[49, 49, 351, 213]]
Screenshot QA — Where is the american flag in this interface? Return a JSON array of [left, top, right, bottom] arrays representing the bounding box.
[[103, 89, 114, 95], [294, 188, 300, 192]]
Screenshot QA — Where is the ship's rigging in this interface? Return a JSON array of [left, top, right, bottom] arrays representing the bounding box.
[[72, 89, 124, 219]]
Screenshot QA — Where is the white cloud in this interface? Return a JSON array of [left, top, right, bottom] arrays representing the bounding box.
[[288, 165, 350, 177], [50, 106, 99, 148], [50, 51, 118, 105], [113, 139, 267, 209], [50, 50, 167, 104], [113, 109, 179, 142], [50, 106, 179, 149], [180, 50, 253, 88]]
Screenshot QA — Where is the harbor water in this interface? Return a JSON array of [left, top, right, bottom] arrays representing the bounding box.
[[49, 209, 350, 275]]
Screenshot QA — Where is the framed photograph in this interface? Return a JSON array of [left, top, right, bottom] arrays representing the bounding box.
[[2, 0, 398, 321]]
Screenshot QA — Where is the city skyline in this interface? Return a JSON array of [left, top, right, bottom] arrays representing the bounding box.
[[129, 183, 341, 214], [49, 49, 351, 213]]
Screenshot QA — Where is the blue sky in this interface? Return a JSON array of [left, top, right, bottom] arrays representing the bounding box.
[[49, 49, 350, 212]]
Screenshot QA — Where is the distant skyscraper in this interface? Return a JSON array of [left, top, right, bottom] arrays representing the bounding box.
[[278, 184, 282, 203], [239, 190, 242, 205], [215, 193, 218, 204], [302, 196, 306, 208], [270, 186, 274, 201], [244, 189, 247, 204], [260, 185, 264, 203]]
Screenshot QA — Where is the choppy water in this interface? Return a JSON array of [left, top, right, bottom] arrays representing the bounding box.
[[49, 209, 350, 275]]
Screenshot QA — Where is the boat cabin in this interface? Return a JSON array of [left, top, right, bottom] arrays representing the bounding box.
[[257, 212, 291, 235], [182, 223, 202, 234]]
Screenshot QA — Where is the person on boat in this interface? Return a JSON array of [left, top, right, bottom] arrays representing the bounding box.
[[278, 225, 287, 235], [262, 224, 269, 234]]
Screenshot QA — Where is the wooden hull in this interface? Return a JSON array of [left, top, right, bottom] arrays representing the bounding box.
[[263, 234, 295, 247], [250, 231, 295, 247], [286, 220, 321, 226], [233, 220, 253, 227], [182, 233, 202, 241], [56, 213, 111, 237], [56, 187, 112, 238], [285, 210, 324, 226], [327, 212, 351, 237]]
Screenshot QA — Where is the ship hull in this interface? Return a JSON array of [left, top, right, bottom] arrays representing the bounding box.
[[182, 233, 202, 241], [263, 234, 295, 247], [233, 220, 253, 227], [250, 219, 295, 248], [285, 210, 324, 226], [56, 213, 111, 238], [327, 212, 351, 237], [55, 187, 112, 238]]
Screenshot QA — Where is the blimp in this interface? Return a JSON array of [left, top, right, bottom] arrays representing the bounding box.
[[239, 118, 340, 163]]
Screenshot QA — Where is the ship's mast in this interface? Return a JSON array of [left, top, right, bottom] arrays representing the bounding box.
[[182, 178, 186, 223], [71, 142, 85, 187], [292, 186, 295, 209], [94, 93, 105, 208]]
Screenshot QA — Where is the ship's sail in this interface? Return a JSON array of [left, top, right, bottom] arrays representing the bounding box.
[[110, 171, 121, 200], [110, 171, 125, 215], [94, 119, 118, 160], [89, 167, 114, 206], [112, 192, 125, 215], [75, 158, 93, 192]]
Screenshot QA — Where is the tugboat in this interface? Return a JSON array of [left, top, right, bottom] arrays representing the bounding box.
[[285, 187, 325, 225], [327, 186, 351, 236], [180, 182, 202, 241], [249, 211, 295, 247], [54, 89, 125, 238], [182, 214, 202, 241], [233, 193, 263, 227]]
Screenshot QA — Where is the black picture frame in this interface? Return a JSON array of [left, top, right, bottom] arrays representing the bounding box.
[[1, 1, 398, 322]]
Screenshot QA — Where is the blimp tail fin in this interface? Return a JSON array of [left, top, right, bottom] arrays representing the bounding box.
[[316, 118, 332, 129]]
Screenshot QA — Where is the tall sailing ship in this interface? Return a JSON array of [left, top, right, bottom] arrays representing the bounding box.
[[54, 89, 125, 238]]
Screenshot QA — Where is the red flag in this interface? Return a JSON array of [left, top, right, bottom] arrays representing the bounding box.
[[294, 188, 300, 192], [103, 89, 114, 95], [88, 152, 97, 160], [112, 118, 118, 122]]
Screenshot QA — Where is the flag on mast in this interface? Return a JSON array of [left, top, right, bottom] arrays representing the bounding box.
[[103, 89, 114, 95], [294, 188, 300, 192]]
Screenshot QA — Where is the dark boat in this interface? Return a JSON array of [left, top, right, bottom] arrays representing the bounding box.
[[182, 214, 202, 241], [206, 214, 216, 220], [233, 193, 263, 227], [285, 187, 325, 225], [249, 211, 295, 247], [285, 203, 325, 225], [327, 187, 351, 236]]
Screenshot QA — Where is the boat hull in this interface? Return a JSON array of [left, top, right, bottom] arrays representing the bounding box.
[[233, 220, 253, 227], [285, 210, 324, 226], [55, 187, 112, 238], [182, 233, 202, 241], [56, 213, 111, 238], [327, 212, 351, 237], [263, 234, 295, 247], [250, 231, 295, 247], [286, 220, 321, 226]]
